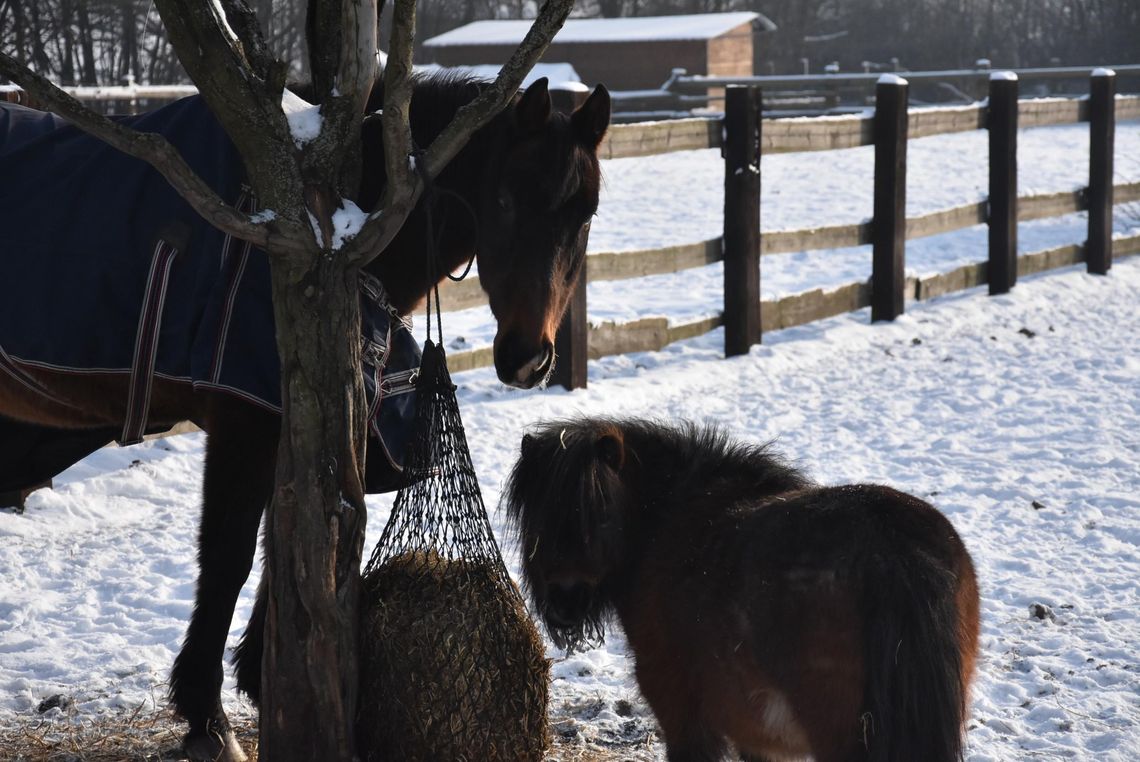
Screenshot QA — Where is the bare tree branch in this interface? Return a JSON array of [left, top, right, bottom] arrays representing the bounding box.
[[155, 0, 300, 218], [300, 0, 379, 204], [424, 0, 573, 177], [0, 49, 311, 253], [369, 0, 418, 239], [344, 0, 575, 267], [218, 0, 279, 81]]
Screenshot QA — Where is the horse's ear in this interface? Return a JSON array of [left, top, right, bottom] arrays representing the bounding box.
[[516, 77, 551, 134], [595, 430, 624, 472], [571, 84, 611, 149]]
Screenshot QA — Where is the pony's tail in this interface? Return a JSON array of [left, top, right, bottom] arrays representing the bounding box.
[[861, 544, 974, 762]]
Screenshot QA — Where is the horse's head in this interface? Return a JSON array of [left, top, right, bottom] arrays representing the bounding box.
[[504, 419, 630, 652], [357, 74, 608, 387], [476, 79, 610, 388]]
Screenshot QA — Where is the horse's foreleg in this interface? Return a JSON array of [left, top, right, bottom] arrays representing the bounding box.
[[232, 575, 267, 703], [169, 402, 277, 762]]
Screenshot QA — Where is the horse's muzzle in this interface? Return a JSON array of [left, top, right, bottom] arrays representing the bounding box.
[[497, 342, 555, 389]]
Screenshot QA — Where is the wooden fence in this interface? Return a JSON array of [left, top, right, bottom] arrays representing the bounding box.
[[439, 70, 1140, 386], [5, 76, 1136, 389]]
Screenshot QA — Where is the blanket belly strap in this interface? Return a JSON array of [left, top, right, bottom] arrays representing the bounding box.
[[120, 222, 188, 445]]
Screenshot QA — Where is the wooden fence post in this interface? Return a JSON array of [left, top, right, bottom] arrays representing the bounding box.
[[872, 75, 908, 322], [988, 72, 1019, 295], [1087, 68, 1116, 275], [723, 85, 762, 356], [552, 261, 588, 390], [550, 82, 591, 390]]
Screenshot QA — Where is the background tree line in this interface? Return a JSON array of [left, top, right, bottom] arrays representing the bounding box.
[[749, 0, 1140, 74], [3, 0, 1137, 87], [0, 0, 306, 85]]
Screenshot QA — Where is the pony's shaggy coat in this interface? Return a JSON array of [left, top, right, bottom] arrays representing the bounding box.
[[506, 418, 980, 762]]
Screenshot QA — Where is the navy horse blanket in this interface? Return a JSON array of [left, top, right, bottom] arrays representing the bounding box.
[[0, 96, 418, 492]]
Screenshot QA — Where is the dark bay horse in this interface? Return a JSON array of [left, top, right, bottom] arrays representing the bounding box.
[[506, 418, 980, 762], [0, 74, 609, 761]]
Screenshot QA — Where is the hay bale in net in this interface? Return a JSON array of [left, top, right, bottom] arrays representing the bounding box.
[[358, 341, 549, 761], [360, 550, 548, 761]]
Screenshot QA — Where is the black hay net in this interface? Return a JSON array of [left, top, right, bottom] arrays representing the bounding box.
[[359, 340, 549, 762], [366, 339, 514, 578]]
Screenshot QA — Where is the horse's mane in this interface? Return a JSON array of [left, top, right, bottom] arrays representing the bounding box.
[[366, 71, 491, 145], [289, 71, 491, 146]]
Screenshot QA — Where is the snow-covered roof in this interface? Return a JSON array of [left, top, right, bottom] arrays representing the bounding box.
[[424, 13, 762, 48], [417, 62, 582, 88]]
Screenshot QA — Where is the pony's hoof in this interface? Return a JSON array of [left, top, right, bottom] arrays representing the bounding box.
[[183, 725, 248, 762]]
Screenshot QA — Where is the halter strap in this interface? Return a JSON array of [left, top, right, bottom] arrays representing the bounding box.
[[411, 149, 444, 346]]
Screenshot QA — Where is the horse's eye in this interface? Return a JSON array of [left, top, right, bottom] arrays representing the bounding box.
[[498, 192, 513, 212]]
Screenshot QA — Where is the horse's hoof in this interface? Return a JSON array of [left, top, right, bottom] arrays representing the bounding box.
[[183, 725, 248, 762]]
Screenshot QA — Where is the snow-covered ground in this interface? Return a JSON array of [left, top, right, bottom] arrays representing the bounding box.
[[2, 118, 1140, 760]]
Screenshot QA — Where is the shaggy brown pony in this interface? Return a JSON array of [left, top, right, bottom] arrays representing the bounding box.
[[505, 418, 980, 762]]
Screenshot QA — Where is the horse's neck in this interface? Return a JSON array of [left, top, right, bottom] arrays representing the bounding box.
[[372, 132, 493, 315]]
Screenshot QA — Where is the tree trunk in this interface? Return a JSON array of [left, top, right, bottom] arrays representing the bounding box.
[[260, 244, 369, 760], [60, 0, 76, 86], [76, 1, 98, 85]]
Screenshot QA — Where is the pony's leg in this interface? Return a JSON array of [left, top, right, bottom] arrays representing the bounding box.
[[169, 400, 277, 762]]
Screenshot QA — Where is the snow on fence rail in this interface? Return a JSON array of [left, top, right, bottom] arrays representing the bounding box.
[[446, 70, 1138, 382]]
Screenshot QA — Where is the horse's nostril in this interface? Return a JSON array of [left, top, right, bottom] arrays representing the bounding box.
[[536, 345, 554, 373], [511, 346, 555, 388]]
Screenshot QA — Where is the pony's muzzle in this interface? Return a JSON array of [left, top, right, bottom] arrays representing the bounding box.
[[545, 579, 593, 627]]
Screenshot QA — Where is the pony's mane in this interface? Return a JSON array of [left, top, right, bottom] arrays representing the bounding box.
[[595, 418, 808, 488], [504, 418, 627, 556], [505, 418, 812, 532]]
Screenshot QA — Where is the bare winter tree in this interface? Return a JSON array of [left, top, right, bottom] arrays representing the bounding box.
[[0, 0, 574, 758]]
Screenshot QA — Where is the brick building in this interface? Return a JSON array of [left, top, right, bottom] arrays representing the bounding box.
[[421, 12, 774, 92]]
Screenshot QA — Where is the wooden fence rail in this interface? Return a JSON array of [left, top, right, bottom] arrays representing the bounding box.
[[436, 180, 1140, 312], [597, 93, 1140, 160], [442, 230, 1140, 374]]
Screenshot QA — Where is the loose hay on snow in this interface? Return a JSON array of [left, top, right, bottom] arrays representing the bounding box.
[[0, 707, 258, 761], [359, 550, 550, 761]]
